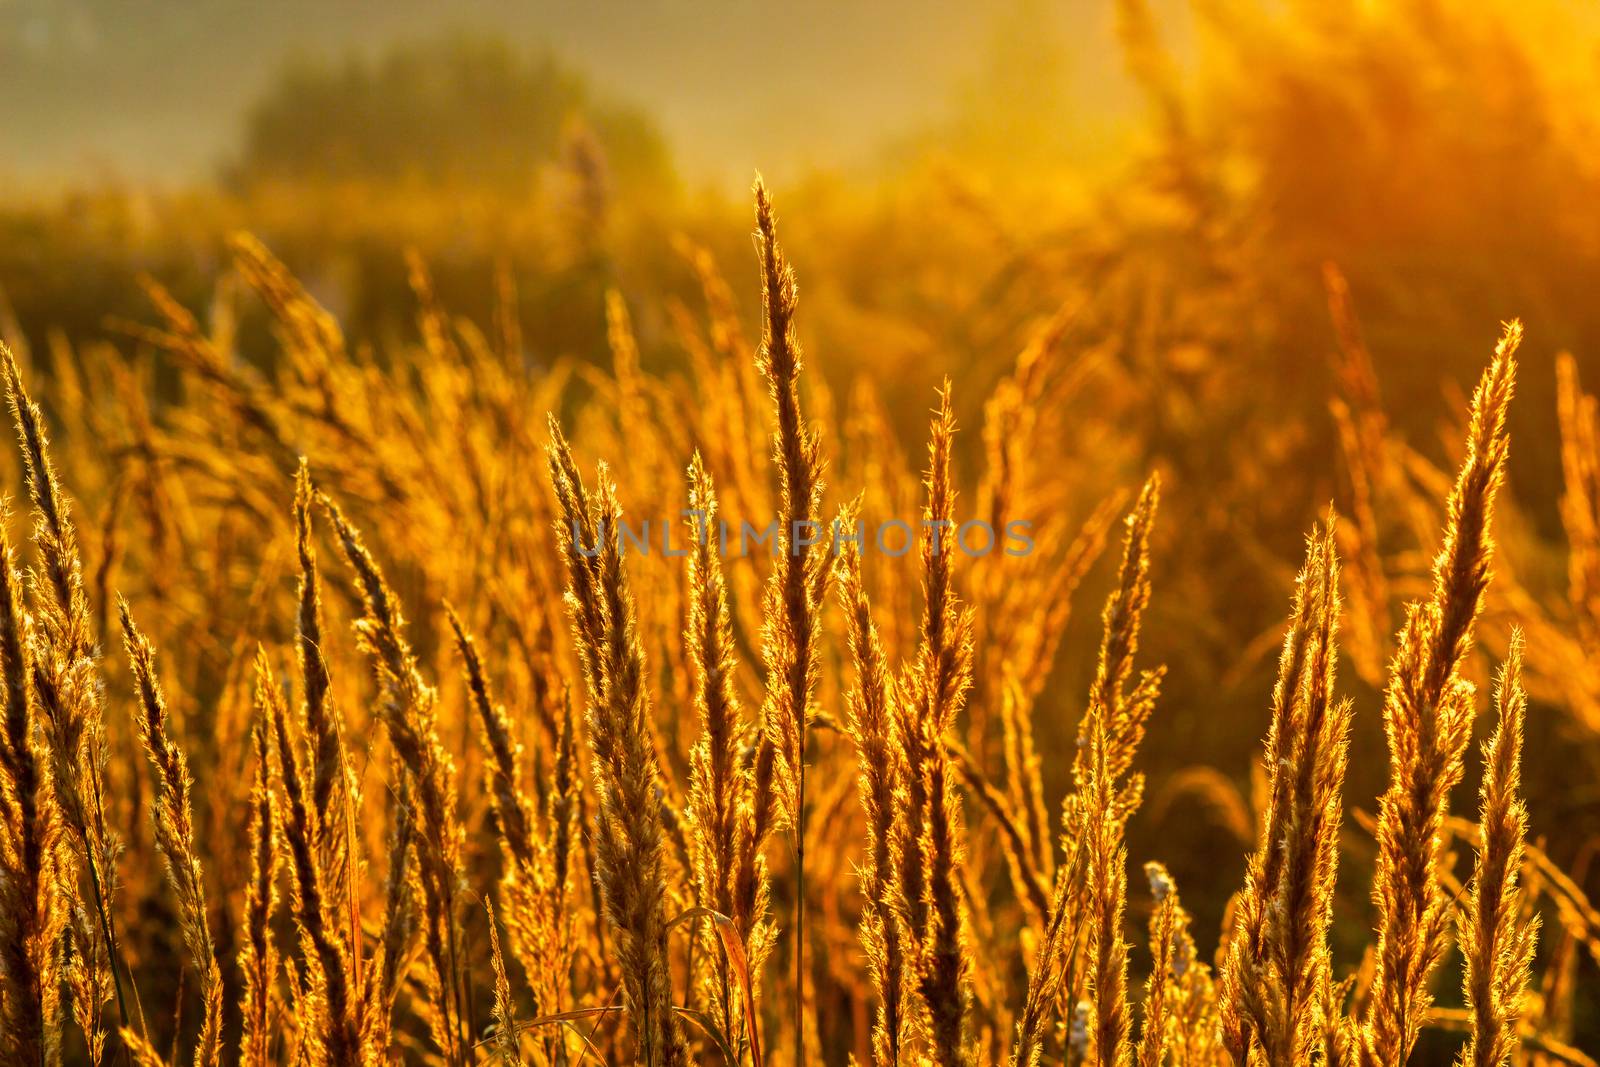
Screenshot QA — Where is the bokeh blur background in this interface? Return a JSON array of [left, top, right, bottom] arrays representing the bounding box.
[[3, 0, 1599, 1055]]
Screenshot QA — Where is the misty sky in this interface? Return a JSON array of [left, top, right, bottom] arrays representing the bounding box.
[[0, 0, 1142, 192]]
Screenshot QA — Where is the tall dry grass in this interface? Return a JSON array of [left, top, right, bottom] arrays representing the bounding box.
[[0, 180, 1594, 1067]]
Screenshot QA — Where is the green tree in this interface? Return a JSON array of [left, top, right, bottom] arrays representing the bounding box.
[[232, 34, 673, 196]]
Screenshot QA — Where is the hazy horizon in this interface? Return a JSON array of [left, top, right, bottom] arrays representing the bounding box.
[[0, 0, 1150, 195]]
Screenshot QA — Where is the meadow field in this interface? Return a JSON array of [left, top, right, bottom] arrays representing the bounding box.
[[0, 1, 1598, 1064]]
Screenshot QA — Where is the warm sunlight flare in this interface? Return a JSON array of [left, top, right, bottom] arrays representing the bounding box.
[[0, 2, 1596, 1064]]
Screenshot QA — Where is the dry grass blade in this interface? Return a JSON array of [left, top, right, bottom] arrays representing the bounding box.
[[835, 494, 910, 1066], [669, 906, 765, 1067], [752, 177, 828, 1061], [1220, 519, 1350, 1065], [238, 679, 278, 1067], [0, 505, 59, 1067], [1458, 630, 1538, 1067], [293, 460, 357, 924], [546, 423, 688, 1067], [1361, 323, 1519, 1066], [2, 342, 134, 1045], [486, 900, 525, 1067], [119, 599, 222, 1067], [257, 651, 363, 1067], [319, 493, 469, 1063], [683, 453, 754, 1051], [904, 384, 976, 1067]]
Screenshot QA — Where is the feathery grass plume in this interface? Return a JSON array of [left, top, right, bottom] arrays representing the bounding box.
[[548, 682, 578, 927], [1458, 630, 1537, 1067], [293, 461, 356, 912], [1324, 266, 1393, 685], [1360, 324, 1519, 1066], [257, 652, 363, 1067], [319, 493, 469, 1064], [238, 678, 279, 1067], [546, 422, 687, 1067], [1001, 494, 1124, 891], [685, 453, 741, 919], [903, 384, 976, 1066], [446, 603, 571, 1046], [1073, 474, 1163, 819], [63, 914, 112, 1067], [1010, 840, 1082, 1067], [752, 177, 828, 1059], [485, 900, 525, 1067], [1008, 494, 1125, 716], [2, 345, 87, 651], [1064, 478, 1164, 1040], [368, 768, 419, 1057], [1083, 696, 1132, 1067], [683, 453, 751, 1044], [945, 737, 1049, 930], [1137, 863, 1180, 1067], [835, 492, 909, 1067], [1219, 520, 1351, 1064], [445, 603, 537, 871], [1149, 864, 1217, 1067], [1073, 476, 1161, 1067], [118, 1028, 170, 1067], [0, 504, 60, 1067], [2, 343, 133, 1041], [119, 599, 221, 1067], [1015, 480, 1160, 1067], [997, 671, 1052, 899]]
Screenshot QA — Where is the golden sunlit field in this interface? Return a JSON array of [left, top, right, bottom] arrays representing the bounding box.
[[1, 1, 1599, 1065]]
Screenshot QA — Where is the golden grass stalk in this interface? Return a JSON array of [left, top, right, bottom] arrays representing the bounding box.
[[904, 385, 976, 1065], [118, 599, 222, 1067], [1457, 630, 1538, 1067], [1078, 475, 1161, 1067], [485, 900, 525, 1067], [447, 603, 572, 1056], [446, 604, 537, 871], [1360, 323, 1519, 1065], [61, 908, 111, 1066], [751, 177, 828, 1059], [984, 493, 1123, 921], [1007, 494, 1124, 718], [319, 494, 469, 1063], [1010, 840, 1082, 1067], [683, 452, 751, 1044], [835, 493, 910, 1067], [685, 453, 741, 916], [2, 344, 134, 1044], [294, 464, 365, 1048], [293, 461, 356, 902], [1219, 521, 1351, 1064], [257, 651, 363, 1067], [997, 671, 1052, 903], [0, 505, 60, 1067], [547, 682, 579, 944], [1014, 478, 1161, 1067], [946, 735, 1050, 928], [1137, 863, 1179, 1067], [367, 766, 419, 1058], [117, 1029, 170, 1067], [547, 421, 688, 1067], [238, 677, 279, 1067], [1145, 863, 1218, 1067], [1084, 698, 1132, 1067], [1069, 475, 1163, 857]]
